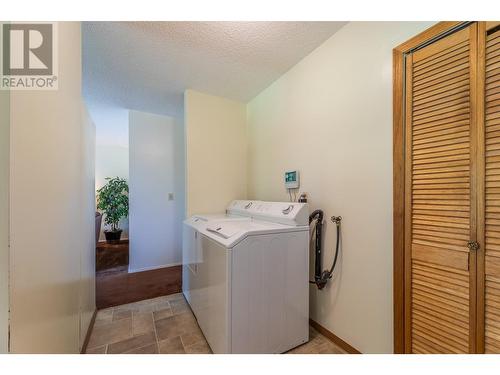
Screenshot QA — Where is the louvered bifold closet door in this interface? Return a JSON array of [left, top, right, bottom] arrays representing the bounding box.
[[484, 22, 500, 354], [405, 24, 478, 353]]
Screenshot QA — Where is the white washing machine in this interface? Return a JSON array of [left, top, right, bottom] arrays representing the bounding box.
[[182, 200, 256, 304], [182, 200, 309, 354]]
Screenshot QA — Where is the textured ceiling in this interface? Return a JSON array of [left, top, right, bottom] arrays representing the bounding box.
[[83, 21, 347, 118]]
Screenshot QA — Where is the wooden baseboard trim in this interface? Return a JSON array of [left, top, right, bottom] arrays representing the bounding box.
[[81, 309, 97, 354], [309, 319, 361, 354]]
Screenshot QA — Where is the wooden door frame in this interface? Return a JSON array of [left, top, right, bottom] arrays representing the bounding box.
[[392, 21, 467, 354], [476, 20, 500, 354]]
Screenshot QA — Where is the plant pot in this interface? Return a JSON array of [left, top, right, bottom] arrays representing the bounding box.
[[104, 229, 122, 243]]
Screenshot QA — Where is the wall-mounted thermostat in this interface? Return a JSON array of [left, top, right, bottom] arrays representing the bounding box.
[[284, 170, 300, 189]]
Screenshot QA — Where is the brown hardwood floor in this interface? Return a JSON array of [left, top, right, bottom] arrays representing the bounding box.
[[96, 240, 129, 271], [96, 265, 182, 309], [96, 239, 182, 309]]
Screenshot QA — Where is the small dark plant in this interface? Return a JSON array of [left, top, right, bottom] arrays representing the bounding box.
[[96, 177, 129, 240]]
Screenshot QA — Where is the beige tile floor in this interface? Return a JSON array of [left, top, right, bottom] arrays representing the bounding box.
[[85, 293, 346, 354]]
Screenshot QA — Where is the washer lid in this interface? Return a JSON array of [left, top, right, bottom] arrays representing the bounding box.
[[200, 219, 308, 248], [184, 214, 250, 229]]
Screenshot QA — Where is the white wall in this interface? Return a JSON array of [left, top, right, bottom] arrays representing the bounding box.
[[92, 105, 129, 240], [9, 22, 96, 353], [79, 104, 96, 350], [0, 85, 9, 353], [129, 110, 185, 272], [184, 90, 247, 216], [95, 145, 129, 190], [92, 104, 129, 190], [246, 21, 435, 353]]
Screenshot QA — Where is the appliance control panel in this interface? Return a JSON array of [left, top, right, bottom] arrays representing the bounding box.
[[227, 200, 309, 226], [227, 200, 261, 216]]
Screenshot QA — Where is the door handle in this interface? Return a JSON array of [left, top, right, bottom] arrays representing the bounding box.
[[467, 240, 479, 251]]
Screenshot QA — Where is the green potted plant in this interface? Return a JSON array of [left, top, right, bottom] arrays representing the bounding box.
[[97, 177, 129, 243]]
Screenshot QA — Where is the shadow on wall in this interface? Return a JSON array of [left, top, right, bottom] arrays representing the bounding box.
[[0, 74, 10, 353]]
